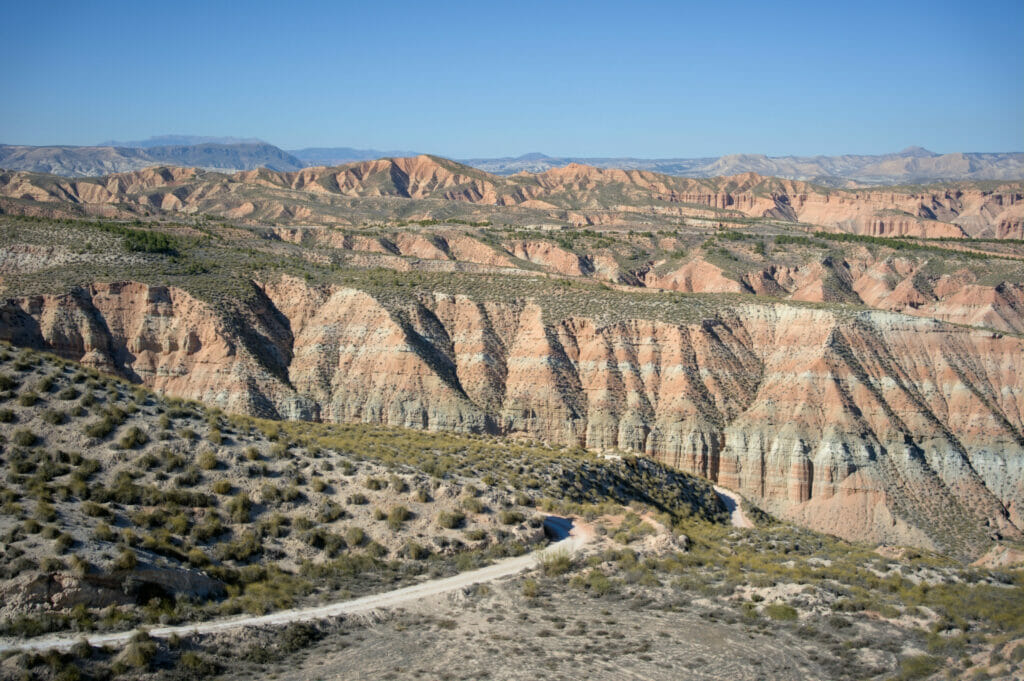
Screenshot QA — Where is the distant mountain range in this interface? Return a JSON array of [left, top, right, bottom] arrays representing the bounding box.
[[461, 147, 1024, 185], [98, 135, 268, 148], [0, 137, 1020, 185], [0, 142, 303, 176], [290, 147, 421, 166]]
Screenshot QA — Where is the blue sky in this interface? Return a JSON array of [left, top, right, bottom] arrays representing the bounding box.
[[2, 0, 1021, 157]]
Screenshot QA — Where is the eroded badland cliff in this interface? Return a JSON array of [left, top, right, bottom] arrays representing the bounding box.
[[1, 158, 1023, 559]]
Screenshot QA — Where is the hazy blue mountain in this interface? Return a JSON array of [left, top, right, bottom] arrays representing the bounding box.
[[290, 147, 422, 166], [0, 142, 303, 176], [460, 148, 1024, 185], [100, 135, 267, 148]]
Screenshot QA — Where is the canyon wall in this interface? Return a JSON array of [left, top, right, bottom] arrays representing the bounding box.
[[2, 276, 1021, 556]]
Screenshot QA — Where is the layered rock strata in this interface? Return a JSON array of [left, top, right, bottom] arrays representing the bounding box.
[[2, 276, 1021, 556]]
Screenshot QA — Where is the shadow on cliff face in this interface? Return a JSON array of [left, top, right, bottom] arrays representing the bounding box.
[[0, 301, 45, 349], [542, 516, 574, 542]]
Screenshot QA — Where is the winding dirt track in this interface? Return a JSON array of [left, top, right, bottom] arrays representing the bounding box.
[[0, 531, 589, 654], [714, 486, 754, 529]]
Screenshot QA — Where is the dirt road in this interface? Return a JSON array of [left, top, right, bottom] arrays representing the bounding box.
[[0, 522, 590, 654], [714, 485, 754, 529]]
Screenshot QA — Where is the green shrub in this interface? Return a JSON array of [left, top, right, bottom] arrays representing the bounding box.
[[317, 498, 345, 522], [93, 522, 114, 541], [54, 532, 74, 553], [499, 510, 525, 525], [84, 416, 116, 439], [216, 530, 262, 561], [122, 229, 178, 255], [345, 526, 365, 546], [280, 485, 302, 502], [175, 466, 201, 487], [18, 391, 39, 407], [114, 548, 138, 570], [117, 426, 148, 449], [228, 492, 253, 523], [187, 548, 210, 567], [12, 429, 37, 447], [537, 548, 573, 576], [0, 408, 14, 423], [198, 450, 218, 470], [347, 492, 368, 505], [118, 631, 157, 670], [894, 655, 941, 680], [404, 541, 429, 560], [386, 505, 410, 530], [192, 515, 225, 542], [212, 480, 232, 495], [42, 410, 66, 425], [436, 510, 465, 529], [54, 385, 78, 400], [35, 501, 57, 522], [462, 496, 484, 513], [83, 501, 110, 518], [580, 569, 613, 596], [178, 650, 222, 676], [69, 554, 91, 577], [765, 603, 798, 621]]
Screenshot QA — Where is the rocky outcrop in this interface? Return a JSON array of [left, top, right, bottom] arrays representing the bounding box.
[[2, 275, 1021, 556], [508, 240, 593, 277], [0, 562, 224, 616], [643, 259, 745, 294]]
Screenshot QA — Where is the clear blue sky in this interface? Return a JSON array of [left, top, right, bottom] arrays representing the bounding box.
[[2, 0, 1021, 157]]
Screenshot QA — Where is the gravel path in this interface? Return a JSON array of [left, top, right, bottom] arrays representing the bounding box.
[[0, 521, 590, 654], [714, 485, 754, 529]]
